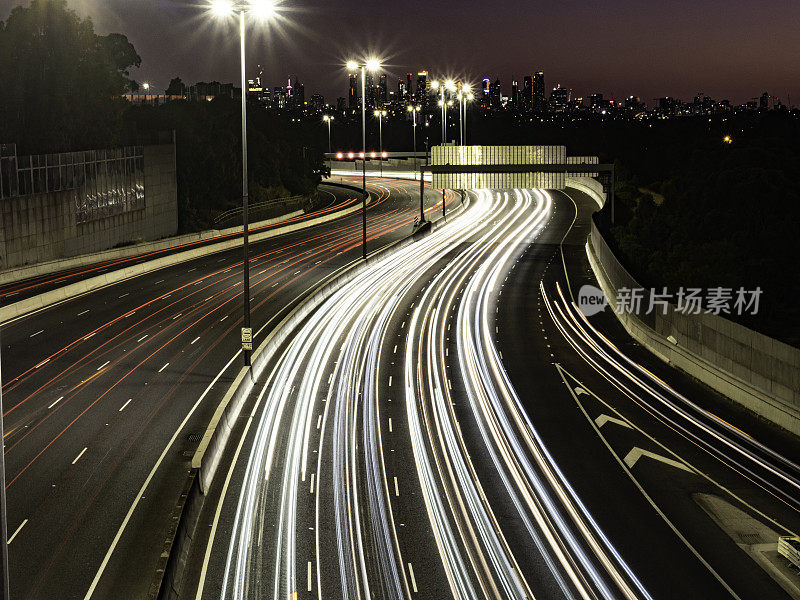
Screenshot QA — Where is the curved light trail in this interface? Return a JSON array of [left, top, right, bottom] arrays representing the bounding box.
[[219, 188, 652, 600]]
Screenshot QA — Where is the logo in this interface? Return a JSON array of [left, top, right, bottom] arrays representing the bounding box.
[[578, 284, 607, 317]]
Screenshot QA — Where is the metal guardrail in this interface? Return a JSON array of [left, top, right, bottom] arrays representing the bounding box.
[[211, 194, 313, 229]]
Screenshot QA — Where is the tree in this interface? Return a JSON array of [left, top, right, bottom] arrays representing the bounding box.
[[0, 0, 141, 153], [166, 77, 186, 96]]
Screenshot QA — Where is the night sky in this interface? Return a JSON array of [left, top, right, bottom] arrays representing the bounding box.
[[3, 0, 798, 106]]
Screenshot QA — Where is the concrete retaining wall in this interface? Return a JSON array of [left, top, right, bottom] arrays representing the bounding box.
[[0, 184, 365, 324], [583, 194, 800, 435], [0, 143, 177, 270]]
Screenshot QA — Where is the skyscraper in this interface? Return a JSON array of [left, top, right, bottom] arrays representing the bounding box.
[[522, 75, 533, 111], [533, 71, 546, 111], [406, 73, 413, 100], [489, 79, 502, 109], [378, 74, 387, 105], [511, 80, 519, 109], [417, 71, 428, 109], [549, 85, 569, 112], [348, 72, 358, 110], [398, 79, 407, 100], [366, 73, 375, 108]]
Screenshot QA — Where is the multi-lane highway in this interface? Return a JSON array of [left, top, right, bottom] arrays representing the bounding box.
[[0, 177, 455, 599], [182, 182, 800, 600], [5, 174, 799, 600]]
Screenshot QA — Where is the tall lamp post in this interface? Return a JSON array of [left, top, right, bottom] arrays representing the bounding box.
[[431, 79, 456, 144], [407, 104, 420, 175], [209, 0, 277, 367], [323, 114, 334, 171], [457, 85, 474, 146], [347, 58, 381, 259], [374, 109, 386, 176]]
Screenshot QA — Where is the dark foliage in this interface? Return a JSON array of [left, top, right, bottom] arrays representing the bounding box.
[[0, 0, 140, 153], [124, 99, 324, 233]]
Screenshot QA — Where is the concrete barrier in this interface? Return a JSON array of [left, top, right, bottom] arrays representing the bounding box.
[[580, 187, 800, 436], [0, 210, 303, 288], [0, 184, 368, 325], [565, 177, 606, 208]]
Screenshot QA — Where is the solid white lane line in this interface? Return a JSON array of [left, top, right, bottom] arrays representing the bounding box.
[[408, 562, 418, 593], [97, 361, 109, 371], [48, 397, 64, 410], [191, 337, 200, 345], [72, 447, 88, 465], [78, 310, 90, 316], [119, 399, 133, 412], [7, 520, 28, 545], [84, 333, 96, 340], [30, 330, 44, 338], [137, 335, 148, 343], [394, 476, 399, 496], [158, 363, 169, 373], [84, 350, 242, 600], [35, 359, 50, 369]]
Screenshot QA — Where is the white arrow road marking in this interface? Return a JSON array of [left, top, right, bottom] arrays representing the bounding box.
[[624, 447, 692, 472], [595, 414, 632, 429]]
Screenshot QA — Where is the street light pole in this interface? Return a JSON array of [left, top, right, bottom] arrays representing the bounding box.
[[360, 65, 367, 259], [0, 335, 9, 600], [238, 8, 252, 367], [349, 58, 380, 259], [458, 93, 464, 146], [374, 110, 386, 177], [323, 115, 333, 172]]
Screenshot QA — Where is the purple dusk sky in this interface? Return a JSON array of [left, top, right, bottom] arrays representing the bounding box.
[[3, 0, 798, 106]]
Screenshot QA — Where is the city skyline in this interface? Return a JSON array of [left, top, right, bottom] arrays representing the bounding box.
[[2, 0, 797, 106]]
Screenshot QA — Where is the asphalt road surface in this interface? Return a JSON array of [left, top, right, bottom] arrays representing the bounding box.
[[1, 177, 455, 600]]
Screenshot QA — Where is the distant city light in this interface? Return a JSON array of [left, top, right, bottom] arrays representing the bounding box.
[[723, 135, 733, 144]]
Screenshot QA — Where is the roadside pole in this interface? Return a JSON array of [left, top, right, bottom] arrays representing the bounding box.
[[0, 331, 10, 600]]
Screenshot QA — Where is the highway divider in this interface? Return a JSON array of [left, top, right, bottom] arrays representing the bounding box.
[[0, 182, 369, 325], [154, 193, 467, 600]]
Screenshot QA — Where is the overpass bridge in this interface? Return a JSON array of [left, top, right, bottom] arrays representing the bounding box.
[[325, 145, 616, 221]]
